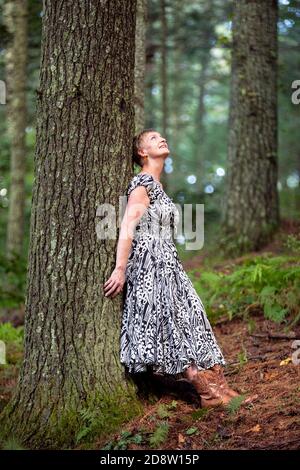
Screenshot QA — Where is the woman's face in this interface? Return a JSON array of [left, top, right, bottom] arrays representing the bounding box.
[[139, 131, 170, 159]]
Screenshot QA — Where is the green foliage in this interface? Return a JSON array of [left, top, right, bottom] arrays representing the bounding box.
[[156, 404, 172, 419], [225, 395, 246, 415], [102, 430, 144, 450], [237, 347, 248, 367], [75, 386, 144, 446], [247, 318, 256, 334], [1, 435, 26, 450], [190, 407, 210, 421], [0, 322, 24, 365], [189, 254, 300, 326], [149, 422, 170, 448], [185, 426, 198, 436], [284, 234, 300, 254], [76, 408, 98, 444], [0, 322, 24, 345], [0, 252, 27, 309], [156, 401, 178, 419]]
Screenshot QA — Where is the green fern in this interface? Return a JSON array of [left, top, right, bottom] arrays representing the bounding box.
[[0, 323, 24, 345], [156, 404, 172, 419], [285, 234, 300, 254], [189, 255, 300, 326], [1, 436, 25, 450], [191, 407, 210, 421], [225, 394, 246, 415], [149, 422, 169, 448], [75, 408, 98, 443]]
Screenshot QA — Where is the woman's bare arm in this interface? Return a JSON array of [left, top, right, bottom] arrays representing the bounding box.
[[103, 186, 150, 298]]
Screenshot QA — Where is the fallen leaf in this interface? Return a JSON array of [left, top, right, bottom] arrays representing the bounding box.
[[246, 424, 261, 433], [265, 371, 278, 380], [178, 433, 185, 444], [280, 357, 292, 366]]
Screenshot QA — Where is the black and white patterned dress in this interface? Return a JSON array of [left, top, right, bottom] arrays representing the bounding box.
[[120, 173, 226, 376]]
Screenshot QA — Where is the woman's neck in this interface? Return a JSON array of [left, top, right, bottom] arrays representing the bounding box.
[[140, 168, 162, 182]]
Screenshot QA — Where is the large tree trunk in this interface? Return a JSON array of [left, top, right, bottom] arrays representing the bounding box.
[[0, 0, 140, 449], [4, 0, 28, 258], [134, 0, 147, 135], [221, 0, 280, 254]]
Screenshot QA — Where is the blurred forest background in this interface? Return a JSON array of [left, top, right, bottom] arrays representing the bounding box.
[[0, 0, 300, 451], [0, 0, 299, 261]]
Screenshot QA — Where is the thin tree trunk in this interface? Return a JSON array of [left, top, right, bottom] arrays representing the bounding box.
[[4, 0, 28, 258], [0, 0, 140, 449], [134, 0, 147, 134], [160, 0, 168, 138], [221, 0, 279, 254], [194, 2, 215, 191], [169, 0, 182, 195], [160, 0, 168, 190], [194, 49, 211, 191]]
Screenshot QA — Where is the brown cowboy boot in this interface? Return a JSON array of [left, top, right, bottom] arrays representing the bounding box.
[[211, 364, 239, 398], [211, 364, 258, 405], [189, 368, 232, 408]]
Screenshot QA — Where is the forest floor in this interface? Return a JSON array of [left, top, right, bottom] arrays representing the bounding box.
[[96, 314, 300, 451], [94, 218, 300, 451], [0, 219, 299, 450]]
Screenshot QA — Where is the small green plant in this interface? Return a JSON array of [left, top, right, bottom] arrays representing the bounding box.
[[102, 430, 144, 450], [156, 401, 177, 419], [247, 317, 256, 334], [166, 400, 178, 410], [0, 322, 24, 345], [1, 435, 26, 450], [185, 426, 198, 436], [156, 404, 172, 419], [0, 252, 27, 309], [285, 234, 300, 254], [237, 347, 248, 367], [76, 408, 98, 444], [73, 385, 144, 446], [225, 394, 246, 415], [0, 322, 24, 365], [190, 407, 210, 421], [149, 422, 169, 448], [259, 286, 289, 323]]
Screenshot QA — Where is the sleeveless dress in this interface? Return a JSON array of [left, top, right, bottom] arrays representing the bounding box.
[[120, 173, 226, 376]]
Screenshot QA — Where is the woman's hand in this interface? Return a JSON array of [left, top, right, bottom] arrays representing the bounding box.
[[103, 267, 126, 298]]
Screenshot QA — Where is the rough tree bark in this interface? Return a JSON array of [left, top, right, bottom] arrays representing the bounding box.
[[4, 0, 28, 258], [134, 0, 147, 135], [221, 0, 280, 255], [0, 0, 141, 449]]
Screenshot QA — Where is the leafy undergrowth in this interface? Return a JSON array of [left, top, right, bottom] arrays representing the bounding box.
[[185, 226, 300, 328], [188, 253, 300, 327], [0, 323, 24, 415]]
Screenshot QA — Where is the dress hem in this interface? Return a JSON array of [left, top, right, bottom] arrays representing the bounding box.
[[121, 357, 226, 378]]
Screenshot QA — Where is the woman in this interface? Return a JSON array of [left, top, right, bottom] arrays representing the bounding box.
[[103, 128, 254, 408]]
